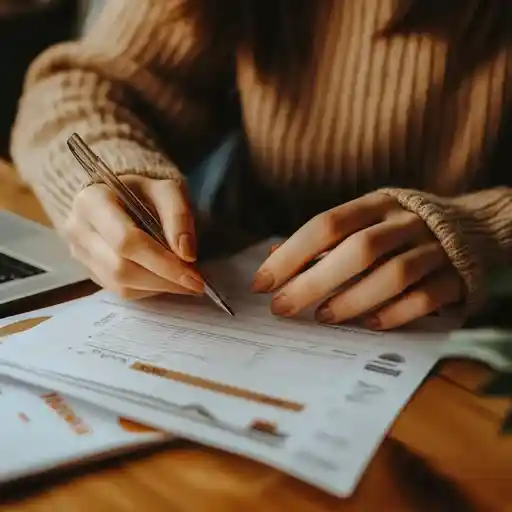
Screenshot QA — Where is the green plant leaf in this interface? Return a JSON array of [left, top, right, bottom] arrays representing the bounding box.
[[500, 410, 512, 435], [480, 373, 512, 397]]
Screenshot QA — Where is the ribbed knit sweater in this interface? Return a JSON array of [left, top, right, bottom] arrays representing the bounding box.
[[10, 0, 512, 311]]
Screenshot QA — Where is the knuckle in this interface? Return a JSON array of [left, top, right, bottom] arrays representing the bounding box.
[[375, 307, 403, 330], [346, 231, 379, 267], [403, 210, 421, 223], [366, 191, 397, 211], [108, 257, 131, 283], [388, 259, 411, 289], [372, 312, 389, 329], [112, 228, 144, 256], [312, 211, 341, 242], [415, 291, 439, 313], [405, 212, 428, 233]]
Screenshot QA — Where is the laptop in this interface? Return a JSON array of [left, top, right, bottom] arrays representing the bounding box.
[[0, 210, 88, 307]]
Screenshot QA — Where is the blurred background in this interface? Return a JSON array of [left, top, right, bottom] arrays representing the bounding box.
[[0, 0, 104, 159]]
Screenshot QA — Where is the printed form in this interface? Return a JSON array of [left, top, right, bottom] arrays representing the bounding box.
[[0, 376, 165, 484], [0, 241, 451, 496]]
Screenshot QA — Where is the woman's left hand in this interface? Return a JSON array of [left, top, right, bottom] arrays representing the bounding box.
[[251, 192, 464, 330]]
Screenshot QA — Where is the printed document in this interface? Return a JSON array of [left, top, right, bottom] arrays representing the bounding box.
[[0, 376, 165, 484], [0, 241, 451, 496]]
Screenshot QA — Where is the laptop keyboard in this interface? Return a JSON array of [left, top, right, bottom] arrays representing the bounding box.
[[0, 252, 46, 284]]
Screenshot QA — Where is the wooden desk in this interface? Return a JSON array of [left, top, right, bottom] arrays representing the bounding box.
[[1, 160, 512, 512]]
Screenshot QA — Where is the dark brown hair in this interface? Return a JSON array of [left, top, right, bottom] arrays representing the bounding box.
[[180, 0, 511, 87]]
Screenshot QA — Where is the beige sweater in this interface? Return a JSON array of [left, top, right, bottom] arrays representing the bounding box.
[[10, 0, 512, 311]]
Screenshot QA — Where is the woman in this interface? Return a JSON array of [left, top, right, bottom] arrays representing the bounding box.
[[10, 0, 512, 329]]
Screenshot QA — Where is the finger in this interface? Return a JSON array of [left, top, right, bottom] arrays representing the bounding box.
[[145, 179, 197, 262], [112, 230, 204, 293], [106, 288, 160, 301], [252, 193, 396, 293], [362, 269, 464, 330], [270, 243, 329, 272], [315, 241, 448, 324], [78, 186, 203, 293], [82, 263, 158, 301], [270, 214, 425, 318], [86, 267, 159, 300], [270, 244, 281, 255], [71, 230, 195, 296]]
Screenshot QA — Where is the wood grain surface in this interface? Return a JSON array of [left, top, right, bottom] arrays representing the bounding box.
[[1, 160, 511, 511]]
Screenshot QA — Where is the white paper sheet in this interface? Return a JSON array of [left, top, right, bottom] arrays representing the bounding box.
[[0, 296, 87, 328], [0, 241, 451, 496], [0, 376, 166, 483]]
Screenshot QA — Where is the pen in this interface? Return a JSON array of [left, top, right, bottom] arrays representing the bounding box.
[[66, 133, 234, 316]]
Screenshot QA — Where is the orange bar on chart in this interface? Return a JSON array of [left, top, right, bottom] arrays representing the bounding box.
[[131, 362, 304, 412]]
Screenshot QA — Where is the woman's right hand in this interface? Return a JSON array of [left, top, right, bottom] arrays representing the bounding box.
[[63, 175, 204, 300]]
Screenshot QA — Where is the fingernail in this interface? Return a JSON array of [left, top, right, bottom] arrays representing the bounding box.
[[316, 305, 335, 323], [178, 233, 196, 261], [271, 293, 294, 317], [251, 270, 274, 293], [180, 273, 204, 294], [363, 315, 381, 330]]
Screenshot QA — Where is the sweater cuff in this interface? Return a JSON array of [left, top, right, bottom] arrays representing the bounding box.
[[24, 136, 184, 227], [377, 188, 510, 315], [74, 138, 185, 187]]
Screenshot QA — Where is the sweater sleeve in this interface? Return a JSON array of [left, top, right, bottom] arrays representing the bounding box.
[[10, 0, 236, 227], [379, 186, 512, 314]]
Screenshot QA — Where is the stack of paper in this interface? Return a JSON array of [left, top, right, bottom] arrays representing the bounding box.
[[0, 240, 456, 497], [0, 376, 166, 483], [0, 300, 168, 484]]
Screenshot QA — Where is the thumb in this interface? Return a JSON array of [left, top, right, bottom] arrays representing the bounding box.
[[146, 179, 197, 262]]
